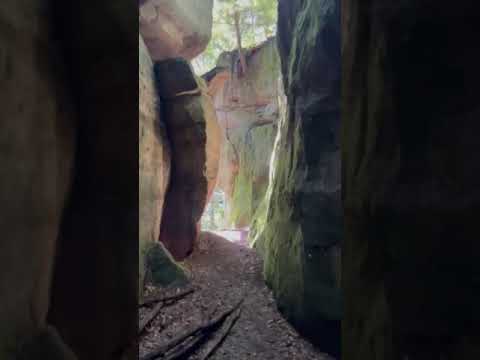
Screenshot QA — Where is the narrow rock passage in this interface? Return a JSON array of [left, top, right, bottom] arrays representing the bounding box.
[[140, 232, 334, 359]]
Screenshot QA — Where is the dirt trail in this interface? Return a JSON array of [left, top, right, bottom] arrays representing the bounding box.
[[139, 232, 335, 360]]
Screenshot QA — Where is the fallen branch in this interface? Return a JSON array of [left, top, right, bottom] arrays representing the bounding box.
[[162, 332, 206, 360], [139, 300, 164, 334], [140, 298, 244, 360], [140, 288, 194, 307], [200, 307, 242, 360], [139, 289, 194, 335]]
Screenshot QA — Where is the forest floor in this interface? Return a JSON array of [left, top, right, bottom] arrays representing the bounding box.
[[139, 232, 335, 360]]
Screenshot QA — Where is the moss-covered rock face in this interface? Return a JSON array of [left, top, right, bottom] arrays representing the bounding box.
[[254, 0, 342, 356], [209, 38, 282, 228], [144, 242, 188, 288], [342, 1, 480, 359], [229, 123, 278, 228]]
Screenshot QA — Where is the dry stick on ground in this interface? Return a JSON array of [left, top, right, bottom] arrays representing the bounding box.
[[139, 300, 165, 334], [161, 331, 207, 360], [140, 298, 245, 360], [139, 289, 195, 334], [200, 306, 243, 360], [140, 288, 194, 307]]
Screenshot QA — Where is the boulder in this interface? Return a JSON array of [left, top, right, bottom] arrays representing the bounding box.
[[253, 0, 342, 357], [144, 242, 188, 288], [342, 1, 480, 358], [140, 0, 213, 60]]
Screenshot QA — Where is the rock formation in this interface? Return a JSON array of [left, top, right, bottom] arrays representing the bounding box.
[[342, 1, 480, 358], [47, 2, 138, 359], [139, 35, 188, 294], [155, 59, 221, 260], [139, 0, 219, 262], [140, 0, 214, 61], [253, 0, 342, 357], [205, 38, 281, 229], [0, 2, 76, 358], [1, 0, 216, 357], [1, 1, 138, 359]]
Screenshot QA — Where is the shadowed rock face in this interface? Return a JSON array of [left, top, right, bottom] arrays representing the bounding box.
[[342, 1, 480, 359], [0, 2, 76, 358], [156, 59, 221, 260], [1, 1, 138, 359], [47, 2, 138, 359], [140, 0, 213, 60], [254, 0, 342, 357]]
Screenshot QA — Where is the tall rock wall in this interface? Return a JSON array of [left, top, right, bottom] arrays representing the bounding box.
[[139, 36, 187, 295], [254, 0, 342, 357], [47, 2, 138, 359], [207, 38, 281, 229], [1, 1, 138, 359], [342, 1, 480, 359], [156, 59, 221, 260], [0, 2, 76, 358]]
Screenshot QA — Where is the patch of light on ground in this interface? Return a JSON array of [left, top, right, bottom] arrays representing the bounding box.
[[212, 229, 250, 247]]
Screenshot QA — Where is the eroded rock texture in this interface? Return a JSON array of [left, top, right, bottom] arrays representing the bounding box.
[[156, 59, 221, 260], [254, 0, 342, 356], [140, 0, 213, 60], [139, 35, 188, 295], [206, 38, 281, 228], [342, 1, 480, 359]]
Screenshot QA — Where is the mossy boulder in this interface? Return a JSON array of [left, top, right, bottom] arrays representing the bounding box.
[[143, 242, 188, 288], [253, 0, 342, 357]]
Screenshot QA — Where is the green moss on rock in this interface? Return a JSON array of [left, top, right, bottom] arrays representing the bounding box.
[[253, 0, 342, 356], [143, 242, 188, 288], [229, 124, 277, 227]]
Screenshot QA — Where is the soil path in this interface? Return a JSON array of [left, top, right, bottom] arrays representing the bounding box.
[[139, 232, 335, 360]]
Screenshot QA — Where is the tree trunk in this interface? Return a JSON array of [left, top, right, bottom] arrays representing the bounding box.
[[233, 11, 247, 76]]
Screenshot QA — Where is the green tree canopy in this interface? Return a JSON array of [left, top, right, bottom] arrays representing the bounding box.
[[192, 0, 277, 74]]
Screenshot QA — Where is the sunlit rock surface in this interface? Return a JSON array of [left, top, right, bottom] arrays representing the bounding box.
[[140, 0, 214, 60], [205, 38, 282, 228]]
